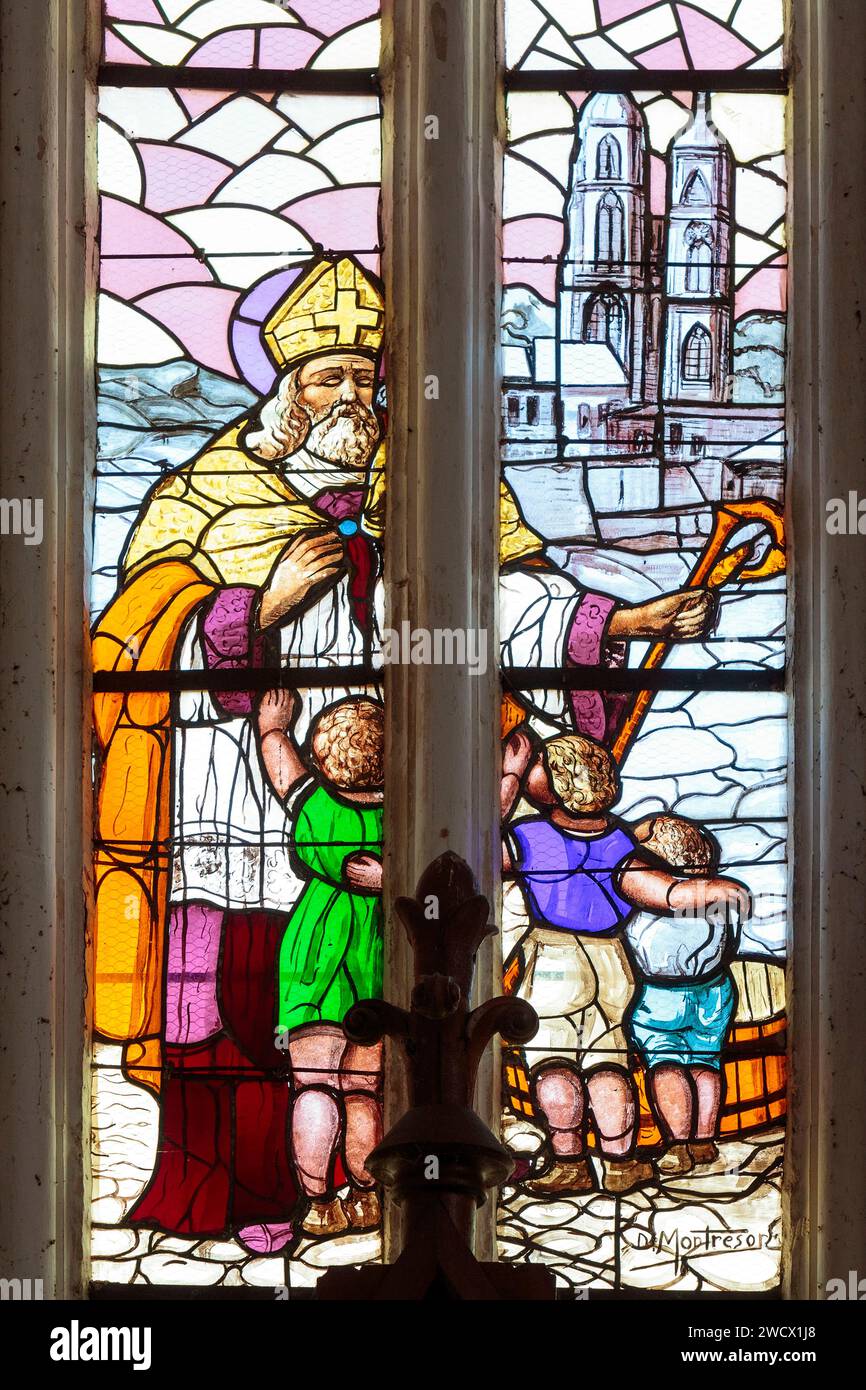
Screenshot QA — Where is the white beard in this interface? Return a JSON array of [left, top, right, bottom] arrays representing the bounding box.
[[280, 403, 380, 498], [278, 445, 370, 500], [305, 407, 379, 469]]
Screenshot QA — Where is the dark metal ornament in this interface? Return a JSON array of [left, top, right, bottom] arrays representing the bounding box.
[[316, 852, 555, 1300]]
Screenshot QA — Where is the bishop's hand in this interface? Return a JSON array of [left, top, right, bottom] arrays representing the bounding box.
[[608, 588, 716, 642], [259, 530, 345, 629]]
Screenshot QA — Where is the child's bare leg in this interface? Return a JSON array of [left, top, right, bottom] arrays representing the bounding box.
[[690, 1065, 721, 1140], [340, 1040, 383, 1186], [650, 1064, 693, 1141], [535, 1065, 585, 1155], [289, 1026, 344, 1197], [586, 1067, 636, 1157], [526, 1065, 595, 1194]]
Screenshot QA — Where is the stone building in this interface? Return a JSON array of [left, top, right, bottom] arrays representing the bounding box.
[[503, 92, 785, 549]]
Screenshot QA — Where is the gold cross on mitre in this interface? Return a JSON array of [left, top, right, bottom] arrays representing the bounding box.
[[263, 255, 385, 372]]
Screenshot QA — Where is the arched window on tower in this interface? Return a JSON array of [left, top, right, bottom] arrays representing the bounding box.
[[595, 190, 625, 268], [685, 222, 714, 293], [682, 323, 712, 383], [683, 169, 711, 205], [596, 133, 621, 180], [583, 290, 627, 362]]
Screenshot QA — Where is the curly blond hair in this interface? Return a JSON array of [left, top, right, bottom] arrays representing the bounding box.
[[633, 814, 718, 873], [543, 733, 619, 813], [311, 698, 384, 790]]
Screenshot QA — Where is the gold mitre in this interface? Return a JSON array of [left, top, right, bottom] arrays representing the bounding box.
[[263, 255, 385, 371]]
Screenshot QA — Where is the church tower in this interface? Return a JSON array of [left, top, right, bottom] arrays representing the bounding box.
[[662, 92, 733, 404], [560, 92, 651, 403]]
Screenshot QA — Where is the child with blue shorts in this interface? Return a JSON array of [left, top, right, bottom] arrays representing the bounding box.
[[622, 815, 751, 1176]]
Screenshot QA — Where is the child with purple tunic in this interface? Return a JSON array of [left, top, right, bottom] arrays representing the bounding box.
[[502, 730, 751, 1196]]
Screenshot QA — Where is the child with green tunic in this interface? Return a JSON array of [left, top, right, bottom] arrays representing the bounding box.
[[257, 688, 384, 1238]]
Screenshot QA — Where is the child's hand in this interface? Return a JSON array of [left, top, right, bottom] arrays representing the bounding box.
[[257, 687, 299, 736], [502, 728, 534, 780], [669, 876, 752, 926], [344, 852, 383, 892], [705, 879, 752, 928]]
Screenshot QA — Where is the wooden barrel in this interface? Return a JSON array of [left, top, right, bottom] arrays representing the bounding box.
[[503, 960, 787, 1148]]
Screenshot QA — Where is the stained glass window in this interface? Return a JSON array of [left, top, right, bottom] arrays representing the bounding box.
[[102, 0, 381, 72], [499, 1, 788, 1294], [91, 1, 385, 1290], [505, 0, 784, 73], [90, 0, 793, 1299]]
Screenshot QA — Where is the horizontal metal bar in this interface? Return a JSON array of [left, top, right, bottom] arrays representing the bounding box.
[[90, 1060, 380, 1077], [504, 68, 789, 94], [92, 665, 380, 693], [92, 664, 784, 695], [98, 62, 380, 94], [500, 439, 786, 449], [503, 666, 784, 692], [503, 258, 786, 268], [100, 249, 383, 260], [99, 63, 787, 98]]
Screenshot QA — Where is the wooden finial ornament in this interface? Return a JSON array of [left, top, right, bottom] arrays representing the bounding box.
[[317, 851, 555, 1300]]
